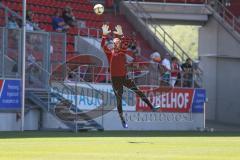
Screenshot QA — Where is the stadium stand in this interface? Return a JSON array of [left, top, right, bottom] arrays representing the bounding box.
[[0, 0, 205, 86], [1, 0, 211, 61], [0, 0, 153, 59]]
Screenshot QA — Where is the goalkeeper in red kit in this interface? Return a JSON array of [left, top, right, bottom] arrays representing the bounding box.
[[101, 24, 160, 128]]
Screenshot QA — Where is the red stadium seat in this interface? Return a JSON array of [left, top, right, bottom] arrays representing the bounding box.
[[2, 0, 154, 62]]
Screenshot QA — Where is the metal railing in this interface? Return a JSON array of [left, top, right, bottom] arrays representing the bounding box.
[[140, 0, 207, 4], [128, 1, 193, 62], [77, 23, 101, 39], [68, 64, 110, 83], [0, 27, 22, 79], [0, 26, 66, 90], [65, 62, 202, 88], [207, 0, 240, 37], [50, 32, 66, 77], [24, 31, 66, 90]]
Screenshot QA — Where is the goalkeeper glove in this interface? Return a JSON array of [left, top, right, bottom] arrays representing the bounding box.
[[102, 24, 111, 35], [113, 25, 123, 36]]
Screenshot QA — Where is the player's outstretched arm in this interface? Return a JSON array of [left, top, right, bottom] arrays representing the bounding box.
[[114, 25, 129, 53], [101, 24, 112, 56]]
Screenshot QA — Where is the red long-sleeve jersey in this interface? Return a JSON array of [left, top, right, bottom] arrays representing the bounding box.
[[171, 62, 180, 77], [101, 35, 128, 77]]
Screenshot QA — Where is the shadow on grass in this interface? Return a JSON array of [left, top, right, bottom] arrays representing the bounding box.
[[0, 131, 240, 139]]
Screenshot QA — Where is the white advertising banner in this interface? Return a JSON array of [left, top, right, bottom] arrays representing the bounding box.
[[51, 82, 206, 131]]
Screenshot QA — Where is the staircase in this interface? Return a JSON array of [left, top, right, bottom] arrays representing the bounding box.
[[124, 1, 197, 61], [206, 0, 240, 41], [27, 83, 104, 131]]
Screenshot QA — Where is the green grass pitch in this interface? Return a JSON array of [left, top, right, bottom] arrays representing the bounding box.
[[0, 131, 239, 160]]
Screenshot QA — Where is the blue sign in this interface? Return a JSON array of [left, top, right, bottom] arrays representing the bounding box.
[[192, 88, 206, 113], [0, 79, 21, 109]]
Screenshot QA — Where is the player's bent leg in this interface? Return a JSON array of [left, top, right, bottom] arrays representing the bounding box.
[[124, 78, 160, 112]]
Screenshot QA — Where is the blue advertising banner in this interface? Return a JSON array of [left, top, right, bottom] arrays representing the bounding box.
[[192, 88, 206, 113], [0, 79, 21, 109]]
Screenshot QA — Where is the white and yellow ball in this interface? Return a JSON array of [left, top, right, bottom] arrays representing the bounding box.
[[93, 4, 104, 15]]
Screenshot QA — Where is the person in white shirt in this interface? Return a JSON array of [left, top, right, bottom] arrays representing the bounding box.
[[148, 52, 161, 86], [161, 53, 171, 85]]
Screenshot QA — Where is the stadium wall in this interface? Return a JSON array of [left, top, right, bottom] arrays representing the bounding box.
[[199, 16, 240, 125], [0, 109, 39, 131]]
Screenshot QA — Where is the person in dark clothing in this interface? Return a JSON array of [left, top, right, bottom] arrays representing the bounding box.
[[101, 24, 160, 128], [52, 10, 69, 32], [62, 6, 77, 27], [181, 58, 193, 87]]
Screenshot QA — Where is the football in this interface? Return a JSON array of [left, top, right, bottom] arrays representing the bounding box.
[[93, 4, 104, 15]]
